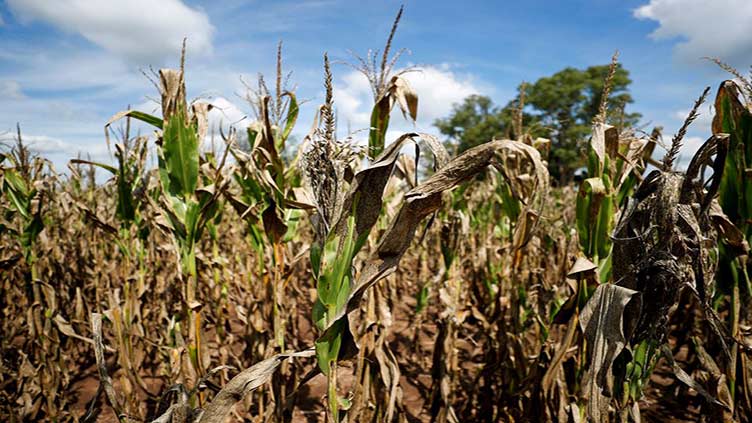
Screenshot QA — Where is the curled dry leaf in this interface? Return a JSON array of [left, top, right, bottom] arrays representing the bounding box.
[[568, 256, 598, 278], [329, 132, 450, 248], [660, 344, 729, 411], [590, 123, 618, 173], [613, 134, 729, 344], [390, 75, 418, 122], [318, 138, 547, 350], [709, 200, 750, 257], [159, 69, 187, 121], [54, 314, 113, 351], [90, 313, 123, 419], [195, 349, 315, 422], [579, 283, 640, 423], [374, 334, 401, 422]]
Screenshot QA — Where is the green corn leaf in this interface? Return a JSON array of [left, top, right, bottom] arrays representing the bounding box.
[[282, 209, 303, 243], [498, 181, 522, 223], [124, 110, 163, 129], [715, 81, 752, 223], [4, 183, 30, 220], [368, 96, 391, 158], [312, 299, 327, 331], [595, 175, 614, 260], [21, 215, 43, 253], [69, 159, 118, 175], [183, 200, 202, 241], [104, 110, 163, 147], [161, 107, 199, 198], [310, 240, 322, 278], [4, 169, 29, 200], [315, 319, 344, 375], [714, 80, 752, 296], [281, 91, 299, 145]]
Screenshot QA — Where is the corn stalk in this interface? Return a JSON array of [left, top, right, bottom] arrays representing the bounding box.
[[105, 51, 226, 387]]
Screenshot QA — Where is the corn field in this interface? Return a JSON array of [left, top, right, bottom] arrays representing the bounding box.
[[3, 11, 752, 423]]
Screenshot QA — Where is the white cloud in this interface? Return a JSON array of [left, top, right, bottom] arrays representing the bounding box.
[[402, 65, 481, 126], [0, 81, 25, 99], [207, 97, 248, 128], [680, 136, 705, 153], [20, 134, 70, 154], [634, 0, 752, 65], [0, 131, 108, 159], [6, 0, 214, 64], [334, 64, 481, 137], [334, 71, 374, 131], [202, 96, 249, 148]]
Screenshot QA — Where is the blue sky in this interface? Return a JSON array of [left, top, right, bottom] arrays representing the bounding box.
[[1, 0, 751, 171]]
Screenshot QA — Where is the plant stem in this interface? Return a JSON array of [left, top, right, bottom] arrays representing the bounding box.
[[327, 360, 339, 423], [730, 260, 741, 399], [272, 241, 285, 350], [181, 242, 203, 383]]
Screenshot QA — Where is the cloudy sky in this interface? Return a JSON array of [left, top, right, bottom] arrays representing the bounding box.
[[1, 0, 751, 171]]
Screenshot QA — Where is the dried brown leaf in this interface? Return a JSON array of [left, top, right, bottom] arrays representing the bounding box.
[[579, 283, 640, 422], [198, 349, 315, 422], [91, 313, 123, 419]]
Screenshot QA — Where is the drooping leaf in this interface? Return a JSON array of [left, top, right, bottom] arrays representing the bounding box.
[[579, 283, 640, 423], [319, 139, 548, 350], [198, 350, 315, 422], [281, 91, 299, 144]]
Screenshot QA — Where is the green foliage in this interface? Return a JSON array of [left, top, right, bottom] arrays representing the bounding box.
[[434, 95, 523, 153], [435, 64, 641, 182], [107, 69, 221, 285], [2, 169, 44, 263], [1, 139, 46, 266], [72, 136, 149, 233], [161, 106, 199, 198], [712, 78, 752, 407], [312, 215, 360, 375], [714, 80, 752, 295], [525, 64, 640, 183]]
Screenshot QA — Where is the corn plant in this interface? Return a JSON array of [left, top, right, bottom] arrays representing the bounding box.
[[71, 129, 150, 293], [1, 125, 46, 279], [577, 86, 741, 421], [576, 54, 656, 283], [541, 54, 662, 420], [228, 43, 302, 351], [0, 126, 69, 418], [300, 52, 549, 418], [347, 6, 418, 158], [1, 125, 50, 342], [106, 49, 226, 384], [711, 70, 752, 413], [224, 58, 307, 421], [558, 60, 656, 416]]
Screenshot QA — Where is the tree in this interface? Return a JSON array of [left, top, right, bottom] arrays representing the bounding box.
[[434, 95, 508, 154], [435, 64, 641, 183]]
